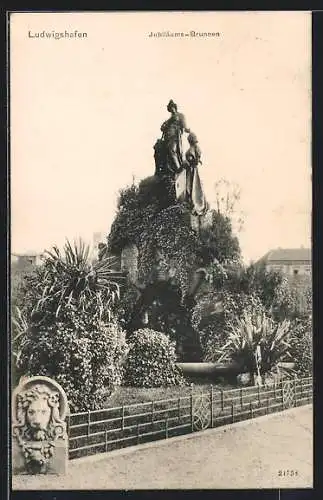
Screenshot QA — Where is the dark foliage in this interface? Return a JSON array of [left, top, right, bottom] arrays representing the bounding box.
[[12, 240, 128, 411], [124, 328, 185, 388], [107, 179, 241, 360]]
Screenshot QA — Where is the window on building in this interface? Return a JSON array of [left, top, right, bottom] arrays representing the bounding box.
[[293, 269, 299, 275]]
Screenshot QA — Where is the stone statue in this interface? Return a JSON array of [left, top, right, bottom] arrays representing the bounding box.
[[184, 132, 202, 202], [160, 100, 190, 174], [153, 101, 208, 217], [12, 376, 69, 475], [153, 138, 167, 177]]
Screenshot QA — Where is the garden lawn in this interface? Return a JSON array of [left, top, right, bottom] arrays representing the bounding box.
[[104, 379, 236, 408]]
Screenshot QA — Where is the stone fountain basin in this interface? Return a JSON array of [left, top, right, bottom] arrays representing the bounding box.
[[176, 361, 296, 378], [176, 362, 243, 376]]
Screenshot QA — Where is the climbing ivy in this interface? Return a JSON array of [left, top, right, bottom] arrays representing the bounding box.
[[108, 176, 241, 300], [138, 204, 203, 296]]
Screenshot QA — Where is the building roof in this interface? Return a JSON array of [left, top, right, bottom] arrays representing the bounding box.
[[262, 248, 311, 263], [11, 253, 40, 258]]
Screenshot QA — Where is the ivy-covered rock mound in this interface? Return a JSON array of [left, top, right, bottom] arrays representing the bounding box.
[[108, 178, 240, 294], [108, 177, 241, 361]]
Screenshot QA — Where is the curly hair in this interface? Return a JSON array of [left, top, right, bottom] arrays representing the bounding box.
[[14, 384, 65, 441]]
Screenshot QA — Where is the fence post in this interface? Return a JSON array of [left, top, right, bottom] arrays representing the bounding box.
[[307, 378, 311, 404], [165, 417, 169, 439], [274, 379, 277, 400], [137, 423, 140, 444], [250, 401, 253, 419], [178, 397, 181, 422], [220, 389, 224, 411], [87, 410, 91, 437], [266, 397, 269, 415], [105, 429, 108, 452], [210, 386, 214, 428], [257, 385, 261, 406], [294, 375, 298, 407], [231, 402, 234, 424], [151, 401, 154, 424], [281, 378, 285, 410], [121, 405, 125, 431], [190, 390, 194, 432], [240, 388, 243, 409]]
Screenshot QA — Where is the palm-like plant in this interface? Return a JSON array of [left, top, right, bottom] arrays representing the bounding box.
[[12, 240, 127, 408], [214, 310, 293, 375], [24, 239, 121, 321], [12, 306, 29, 367]]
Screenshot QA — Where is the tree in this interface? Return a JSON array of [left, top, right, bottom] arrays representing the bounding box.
[[238, 263, 283, 309], [212, 178, 245, 233], [199, 210, 241, 265]]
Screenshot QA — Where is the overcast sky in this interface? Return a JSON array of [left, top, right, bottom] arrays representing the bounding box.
[[10, 11, 311, 263]]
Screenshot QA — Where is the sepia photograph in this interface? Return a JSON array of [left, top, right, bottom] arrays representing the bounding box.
[[10, 11, 312, 490]]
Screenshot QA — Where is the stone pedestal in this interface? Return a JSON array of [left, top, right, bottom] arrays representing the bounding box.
[[190, 214, 200, 232], [12, 376, 69, 475], [190, 210, 213, 232], [121, 244, 139, 283]]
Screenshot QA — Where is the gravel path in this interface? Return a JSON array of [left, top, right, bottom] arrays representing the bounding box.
[[12, 405, 313, 490]]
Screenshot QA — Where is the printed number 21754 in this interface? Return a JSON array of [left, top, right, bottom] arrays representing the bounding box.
[[278, 470, 299, 477]]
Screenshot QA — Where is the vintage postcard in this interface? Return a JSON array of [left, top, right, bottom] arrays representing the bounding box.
[[10, 11, 312, 490]]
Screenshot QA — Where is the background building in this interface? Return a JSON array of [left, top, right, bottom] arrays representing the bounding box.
[[257, 248, 311, 277], [11, 253, 43, 269]]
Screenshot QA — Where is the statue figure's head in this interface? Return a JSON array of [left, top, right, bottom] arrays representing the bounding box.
[[188, 133, 198, 145], [167, 100, 178, 113]]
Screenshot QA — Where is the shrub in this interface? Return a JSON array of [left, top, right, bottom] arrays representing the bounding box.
[[237, 264, 283, 309], [12, 240, 127, 412], [124, 328, 185, 387], [11, 262, 35, 311], [15, 305, 128, 412], [238, 264, 312, 322], [213, 311, 293, 377], [273, 278, 312, 321], [192, 291, 266, 361], [289, 317, 312, 377]]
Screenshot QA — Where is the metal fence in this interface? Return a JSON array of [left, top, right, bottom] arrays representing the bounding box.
[[68, 376, 312, 460]]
